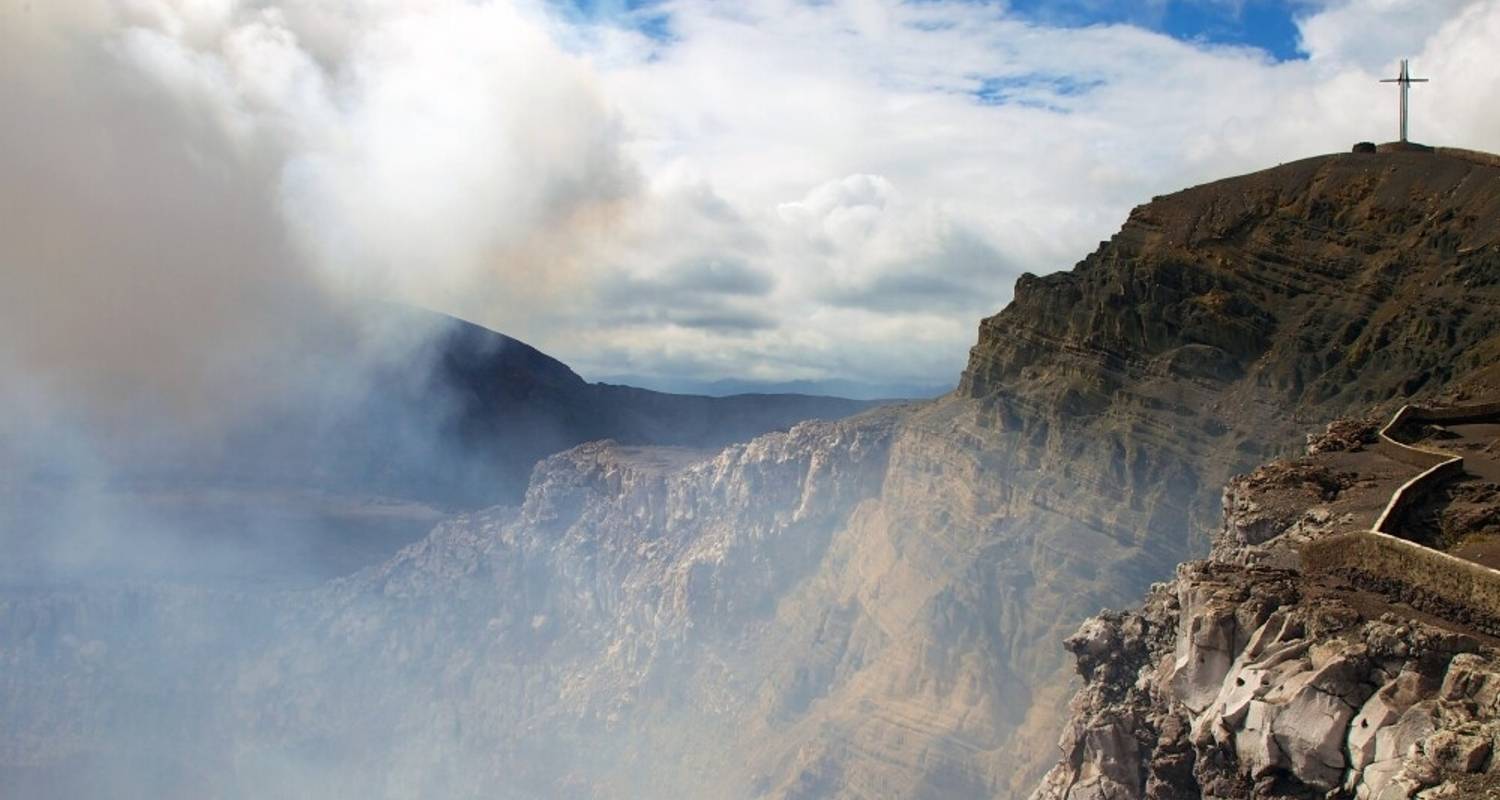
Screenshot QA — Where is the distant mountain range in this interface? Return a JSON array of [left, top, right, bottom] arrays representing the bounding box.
[[596, 374, 953, 402]]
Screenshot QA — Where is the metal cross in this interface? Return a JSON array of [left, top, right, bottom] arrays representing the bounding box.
[[1380, 59, 1428, 143]]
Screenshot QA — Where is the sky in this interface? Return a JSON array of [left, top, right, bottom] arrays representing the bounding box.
[[3, 0, 1500, 411]]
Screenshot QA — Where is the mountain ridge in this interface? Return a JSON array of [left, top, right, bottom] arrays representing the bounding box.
[[2, 305, 878, 586]]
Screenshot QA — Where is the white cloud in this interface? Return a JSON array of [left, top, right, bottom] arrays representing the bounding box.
[[555, 0, 1500, 386], [1297, 0, 1474, 69], [276, 2, 637, 314], [6, 0, 1500, 400]]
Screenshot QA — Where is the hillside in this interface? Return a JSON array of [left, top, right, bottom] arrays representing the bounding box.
[[5, 146, 1500, 798], [3, 307, 874, 585], [187, 305, 881, 510]]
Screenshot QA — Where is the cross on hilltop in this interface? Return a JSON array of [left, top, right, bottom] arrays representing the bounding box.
[[1380, 59, 1428, 143]]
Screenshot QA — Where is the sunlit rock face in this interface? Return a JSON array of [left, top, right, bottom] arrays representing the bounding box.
[[1029, 444, 1500, 800], [8, 149, 1500, 799]]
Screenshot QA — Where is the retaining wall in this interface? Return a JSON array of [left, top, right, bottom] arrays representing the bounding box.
[[1303, 531, 1500, 636], [1301, 402, 1500, 624], [1369, 403, 1500, 534], [1373, 405, 1455, 470]]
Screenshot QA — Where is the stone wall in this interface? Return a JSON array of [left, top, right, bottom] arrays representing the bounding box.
[[1372, 405, 1456, 470], [1303, 402, 1500, 626], [1303, 531, 1500, 635]]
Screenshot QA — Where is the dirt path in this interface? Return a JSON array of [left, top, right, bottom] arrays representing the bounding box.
[[1412, 420, 1500, 568], [1438, 421, 1500, 483]]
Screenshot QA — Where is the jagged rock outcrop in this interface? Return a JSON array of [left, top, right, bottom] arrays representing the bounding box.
[[8, 148, 1500, 798], [1032, 434, 1500, 800]]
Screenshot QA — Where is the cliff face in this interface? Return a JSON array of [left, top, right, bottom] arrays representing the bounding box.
[[7, 149, 1500, 799], [963, 148, 1500, 413], [1030, 425, 1500, 800]]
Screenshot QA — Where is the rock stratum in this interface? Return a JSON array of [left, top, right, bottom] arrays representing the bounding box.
[[6, 147, 1500, 799]]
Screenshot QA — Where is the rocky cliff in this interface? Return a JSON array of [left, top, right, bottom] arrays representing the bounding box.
[[1030, 419, 1500, 800], [7, 147, 1500, 799]]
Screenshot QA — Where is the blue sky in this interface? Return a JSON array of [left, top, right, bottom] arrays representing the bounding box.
[[1006, 1, 1307, 60], [557, 0, 676, 40], [566, 0, 1311, 60]]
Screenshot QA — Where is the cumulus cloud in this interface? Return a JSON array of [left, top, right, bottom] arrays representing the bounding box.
[[276, 1, 638, 316], [6, 0, 1500, 409], [556, 0, 1500, 387], [1297, 0, 1476, 69]]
